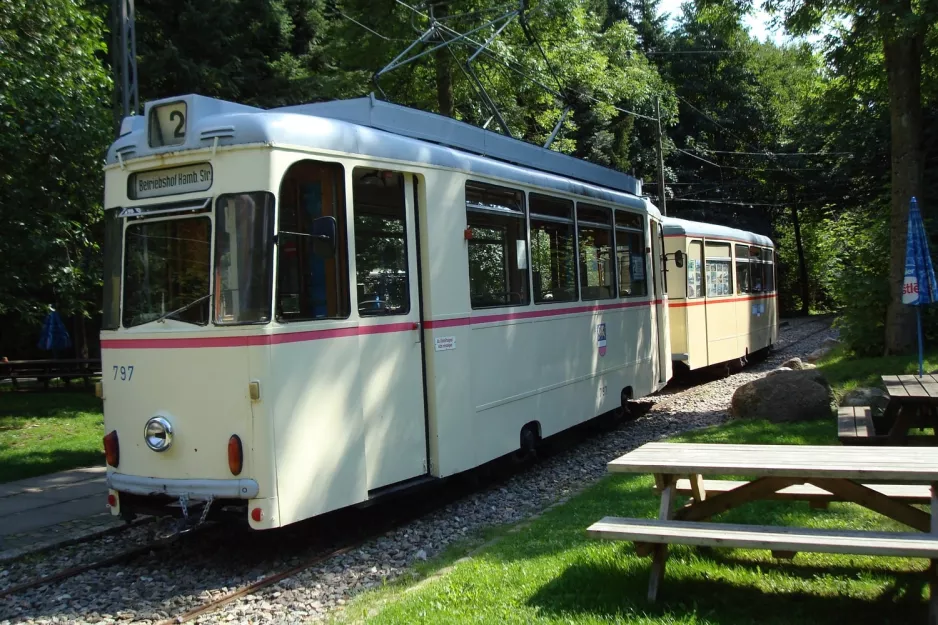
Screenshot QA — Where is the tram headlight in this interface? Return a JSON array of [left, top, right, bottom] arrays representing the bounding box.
[[144, 416, 174, 452]]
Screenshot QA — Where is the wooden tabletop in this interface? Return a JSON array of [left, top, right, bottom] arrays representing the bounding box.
[[608, 442, 938, 482], [882, 374, 938, 399]]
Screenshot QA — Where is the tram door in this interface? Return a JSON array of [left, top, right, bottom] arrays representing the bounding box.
[[353, 170, 429, 492], [651, 220, 671, 386]]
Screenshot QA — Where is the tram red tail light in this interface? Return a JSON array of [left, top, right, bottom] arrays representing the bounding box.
[[103, 431, 119, 467], [251, 507, 263, 523], [228, 435, 243, 476], [107, 493, 117, 508]]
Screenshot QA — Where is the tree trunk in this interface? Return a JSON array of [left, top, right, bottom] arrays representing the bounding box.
[[883, 12, 925, 354], [790, 201, 810, 315], [433, 3, 453, 118]]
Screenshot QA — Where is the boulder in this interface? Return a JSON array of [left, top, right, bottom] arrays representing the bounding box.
[[731, 370, 834, 423], [805, 346, 832, 363], [822, 337, 841, 349], [781, 357, 805, 370], [767, 366, 793, 376], [839, 386, 890, 417]]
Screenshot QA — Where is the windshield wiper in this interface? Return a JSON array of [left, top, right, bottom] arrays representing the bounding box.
[[155, 294, 211, 324]]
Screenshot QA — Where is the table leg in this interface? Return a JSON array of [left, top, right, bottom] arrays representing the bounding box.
[[648, 474, 676, 602], [930, 483, 938, 625], [689, 473, 706, 502]]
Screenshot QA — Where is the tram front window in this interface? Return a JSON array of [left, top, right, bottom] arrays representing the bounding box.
[[123, 217, 212, 327]]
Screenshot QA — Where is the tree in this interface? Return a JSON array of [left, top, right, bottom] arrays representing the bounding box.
[[766, 0, 938, 353], [0, 0, 112, 353], [133, 0, 335, 107]]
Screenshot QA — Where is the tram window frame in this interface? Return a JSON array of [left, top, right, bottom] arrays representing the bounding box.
[[735, 244, 751, 294], [704, 241, 732, 298], [577, 203, 615, 301], [529, 193, 577, 304], [687, 240, 703, 299], [276, 160, 351, 322], [214, 192, 275, 325], [614, 210, 647, 298], [352, 168, 410, 317], [465, 180, 530, 309]]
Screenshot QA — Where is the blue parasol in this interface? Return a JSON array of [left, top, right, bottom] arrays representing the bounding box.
[[37, 310, 71, 354], [901, 197, 937, 376]]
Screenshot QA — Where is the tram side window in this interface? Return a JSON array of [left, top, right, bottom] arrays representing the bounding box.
[[577, 203, 615, 300], [277, 161, 350, 321], [353, 169, 409, 316], [102, 209, 122, 329], [465, 181, 529, 308], [530, 194, 576, 303], [735, 244, 750, 294], [765, 248, 776, 292], [687, 240, 703, 298], [615, 211, 647, 297], [214, 192, 275, 324], [749, 245, 764, 292], [705, 242, 732, 297]]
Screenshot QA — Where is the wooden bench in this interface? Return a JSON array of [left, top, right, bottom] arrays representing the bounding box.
[[838, 406, 876, 443], [674, 478, 931, 505], [0, 359, 101, 391], [587, 516, 938, 561]]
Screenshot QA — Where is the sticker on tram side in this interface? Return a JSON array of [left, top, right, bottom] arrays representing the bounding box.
[[597, 323, 607, 357], [435, 336, 456, 351]]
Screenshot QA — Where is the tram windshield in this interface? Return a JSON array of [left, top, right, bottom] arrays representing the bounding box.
[[123, 217, 212, 327]]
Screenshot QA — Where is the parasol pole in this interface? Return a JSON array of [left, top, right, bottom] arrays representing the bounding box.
[[918, 306, 925, 377]]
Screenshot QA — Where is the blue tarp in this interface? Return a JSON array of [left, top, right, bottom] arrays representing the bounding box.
[[902, 197, 937, 375], [37, 310, 71, 353]]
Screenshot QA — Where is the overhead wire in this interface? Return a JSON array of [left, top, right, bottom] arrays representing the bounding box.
[[390, 0, 658, 122]]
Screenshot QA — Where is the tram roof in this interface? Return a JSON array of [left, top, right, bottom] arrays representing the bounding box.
[[107, 94, 655, 216], [662, 217, 774, 248]]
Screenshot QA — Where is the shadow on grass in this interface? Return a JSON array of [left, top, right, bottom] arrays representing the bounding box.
[[0, 448, 104, 482], [526, 558, 927, 625], [0, 392, 102, 418]]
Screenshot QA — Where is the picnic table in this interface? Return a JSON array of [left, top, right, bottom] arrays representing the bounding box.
[[839, 374, 938, 445], [586, 442, 938, 619], [0, 359, 101, 390]]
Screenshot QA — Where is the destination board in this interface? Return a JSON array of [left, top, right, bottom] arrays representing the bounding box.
[[129, 163, 213, 199]]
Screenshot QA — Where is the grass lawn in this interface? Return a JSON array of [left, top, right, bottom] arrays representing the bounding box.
[[335, 419, 929, 624], [816, 345, 938, 400], [0, 393, 104, 483]]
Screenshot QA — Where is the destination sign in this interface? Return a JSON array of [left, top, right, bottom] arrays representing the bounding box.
[[129, 163, 213, 199]]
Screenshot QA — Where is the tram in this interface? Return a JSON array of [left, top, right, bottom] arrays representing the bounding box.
[[99, 94, 673, 529], [663, 218, 778, 371]]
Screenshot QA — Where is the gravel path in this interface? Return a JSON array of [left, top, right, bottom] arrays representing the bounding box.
[[0, 316, 835, 625]]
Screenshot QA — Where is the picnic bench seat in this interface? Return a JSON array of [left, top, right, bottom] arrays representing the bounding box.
[[837, 405, 877, 443], [0, 359, 101, 390], [674, 478, 930, 504], [587, 517, 938, 560]]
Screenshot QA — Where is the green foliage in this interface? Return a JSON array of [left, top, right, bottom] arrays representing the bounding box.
[[0, 0, 112, 326]]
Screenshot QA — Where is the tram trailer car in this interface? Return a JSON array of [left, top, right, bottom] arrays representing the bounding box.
[[100, 94, 675, 530], [662, 218, 778, 371]]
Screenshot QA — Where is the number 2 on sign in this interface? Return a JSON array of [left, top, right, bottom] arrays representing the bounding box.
[[112, 365, 134, 381]]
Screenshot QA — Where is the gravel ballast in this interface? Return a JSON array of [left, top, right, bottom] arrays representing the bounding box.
[[0, 316, 835, 625]]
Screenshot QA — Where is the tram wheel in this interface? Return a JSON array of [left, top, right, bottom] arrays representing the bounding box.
[[512, 423, 540, 464]]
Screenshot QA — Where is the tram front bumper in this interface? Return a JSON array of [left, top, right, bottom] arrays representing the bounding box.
[[107, 473, 259, 500]]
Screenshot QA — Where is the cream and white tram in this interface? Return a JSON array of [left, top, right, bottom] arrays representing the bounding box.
[[663, 218, 778, 371], [100, 94, 673, 529]]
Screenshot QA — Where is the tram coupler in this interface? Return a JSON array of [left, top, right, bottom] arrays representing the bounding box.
[[175, 494, 213, 533]]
